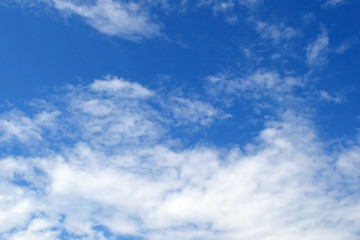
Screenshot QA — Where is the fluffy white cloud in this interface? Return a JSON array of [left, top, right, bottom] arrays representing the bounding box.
[[90, 75, 154, 98], [4, 0, 163, 40], [0, 76, 359, 240], [3, 218, 59, 240]]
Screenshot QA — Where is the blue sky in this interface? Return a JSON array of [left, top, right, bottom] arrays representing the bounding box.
[[0, 0, 360, 239]]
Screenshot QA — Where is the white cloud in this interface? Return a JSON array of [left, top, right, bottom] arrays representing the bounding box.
[[306, 29, 329, 66], [335, 37, 357, 54], [0, 111, 42, 143], [318, 90, 344, 103], [211, 0, 235, 13], [44, 0, 160, 40], [4, 218, 59, 240], [7, 0, 265, 40], [0, 76, 222, 149], [90, 75, 153, 98], [194, 0, 238, 24], [0, 77, 360, 240], [337, 145, 360, 179], [0, 110, 59, 143], [256, 22, 297, 43], [167, 96, 230, 126], [336, 42, 351, 54], [0, 189, 35, 233], [206, 70, 303, 107], [67, 81, 162, 146], [196, 0, 261, 17], [199, 0, 260, 9]]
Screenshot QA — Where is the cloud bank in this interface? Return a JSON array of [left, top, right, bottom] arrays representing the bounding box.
[[0, 76, 359, 240]]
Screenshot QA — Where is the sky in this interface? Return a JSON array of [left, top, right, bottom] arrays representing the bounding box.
[[0, 0, 360, 239]]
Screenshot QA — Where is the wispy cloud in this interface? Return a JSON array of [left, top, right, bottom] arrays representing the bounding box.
[[6, 0, 263, 40], [317, 90, 345, 103], [256, 22, 297, 44], [210, 0, 235, 13], [322, 0, 347, 8], [335, 37, 357, 54], [167, 96, 230, 126], [238, 0, 262, 7], [42, 0, 161, 41], [0, 110, 59, 144], [194, 0, 261, 23], [198, 0, 261, 9], [206, 70, 303, 108], [306, 29, 329, 66]]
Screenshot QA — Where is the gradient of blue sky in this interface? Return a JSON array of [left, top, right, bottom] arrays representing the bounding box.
[[0, 0, 360, 239]]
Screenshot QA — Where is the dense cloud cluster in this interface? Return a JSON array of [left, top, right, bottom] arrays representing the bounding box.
[[0, 77, 359, 240]]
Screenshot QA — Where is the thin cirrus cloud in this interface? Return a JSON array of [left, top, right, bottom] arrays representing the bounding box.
[[306, 29, 329, 66], [0, 76, 360, 239], [322, 0, 347, 8], [335, 37, 357, 54]]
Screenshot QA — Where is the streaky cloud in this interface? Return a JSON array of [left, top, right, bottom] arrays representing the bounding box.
[[306, 29, 329, 66], [322, 0, 347, 8]]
